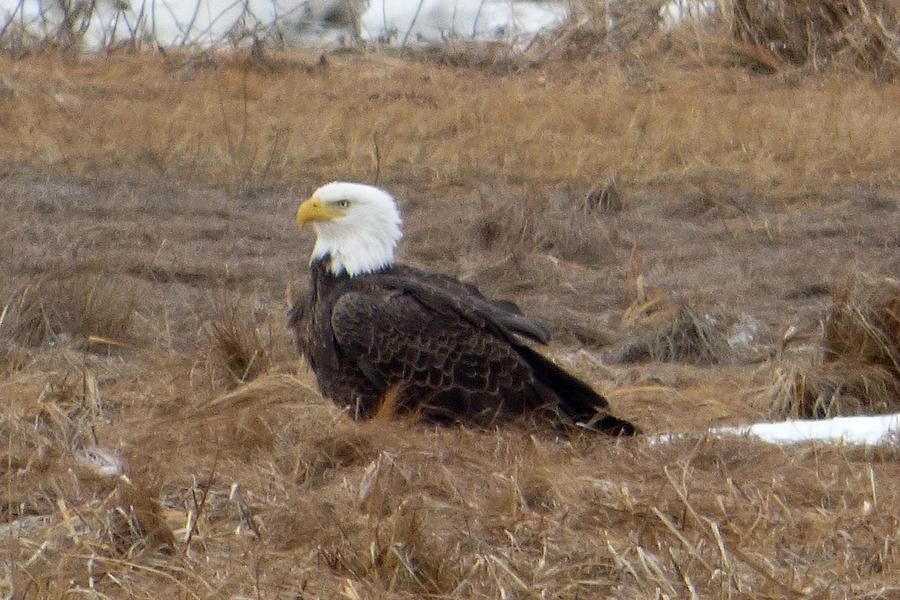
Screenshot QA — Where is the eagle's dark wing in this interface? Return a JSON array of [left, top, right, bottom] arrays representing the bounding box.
[[329, 287, 546, 423], [327, 282, 636, 435], [377, 268, 551, 344]]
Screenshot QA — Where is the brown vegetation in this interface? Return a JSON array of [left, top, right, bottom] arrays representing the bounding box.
[[766, 360, 900, 418], [1, 43, 899, 195], [765, 273, 900, 419], [0, 29, 898, 600], [728, 0, 900, 77], [611, 303, 733, 364], [565, 0, 900, 78], [1, 275, 136, 347], [204, 293, 273, 388], [824, 272, 900, 371], [5, 366, 900, 598]]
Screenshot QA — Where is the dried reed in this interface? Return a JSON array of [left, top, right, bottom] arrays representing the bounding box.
[[824, 273, 900, 373], [204, 294, 273, 388], [766, 360, 900, 418], [0, 275, 136, 349], [610, 303, 732, 364], [765, 272, 900, 419]]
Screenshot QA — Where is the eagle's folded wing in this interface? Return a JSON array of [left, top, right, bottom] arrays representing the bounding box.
[[330, 289, 532, 402]]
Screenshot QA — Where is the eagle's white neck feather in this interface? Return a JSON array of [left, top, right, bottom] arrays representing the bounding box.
[[309, 182, 402, 277]]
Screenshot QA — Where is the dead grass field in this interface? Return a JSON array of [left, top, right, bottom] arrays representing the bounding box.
[[1, 50, 899, 191], [1, 48, 899, 598]]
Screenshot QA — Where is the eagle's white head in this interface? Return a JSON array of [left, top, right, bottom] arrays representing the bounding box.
[[295, 182, 403, 277]]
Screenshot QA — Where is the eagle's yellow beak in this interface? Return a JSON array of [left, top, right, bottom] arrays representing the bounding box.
[[296, 196, 341, 227]]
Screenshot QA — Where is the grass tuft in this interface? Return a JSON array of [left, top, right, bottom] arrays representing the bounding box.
[[204, 294, 273, 388], [765, 272, 900, 419], [106, 479, 177, 557], [728, 0, 900, 78], [0, 275, 136, 349], [824, 272, 900, 373], [475, 188, 617, 265], [766, 361, 900, 418], [609, 303, 733, 364]]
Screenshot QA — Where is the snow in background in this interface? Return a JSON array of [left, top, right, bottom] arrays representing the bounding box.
[[659, 0, 715, 29], [0, 0, 569, 49], [0, 0, 723, 50], [717, 414, 900, 446], [3, 0, 325, 48], [654, 413, 900, 447], [359, 0, 566, 46]]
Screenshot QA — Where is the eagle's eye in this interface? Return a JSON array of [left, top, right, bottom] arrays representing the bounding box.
[[337, 200, 351, 208]]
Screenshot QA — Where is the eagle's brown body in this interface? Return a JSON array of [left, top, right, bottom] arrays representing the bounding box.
[[289, 255, 636, 435]]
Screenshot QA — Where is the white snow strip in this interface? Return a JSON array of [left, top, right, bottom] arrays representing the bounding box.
[[359, 0, 567, 47], [714, 414, 900, 446], [0, 0, 302, 49], [659, 0, 716, 30], [651, 413, 900, 447], [0, 0, 568, 50]]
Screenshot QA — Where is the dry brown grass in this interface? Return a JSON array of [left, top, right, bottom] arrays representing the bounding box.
[[728, 0, 900, 77], [4, 368, 900, 598], [0, 50, 899, 195], [600, 249, 735, 365], [611, 303, 734, 364], [474, 186, 623, 265], [764, 272, 900, 419], [766, 360, 900, 418], [824, 272, 900, 372], [0, 44, 898, 599], [544, 0, 899, 78], [1, 275, 137, 350], [203, 293, 274, 388]]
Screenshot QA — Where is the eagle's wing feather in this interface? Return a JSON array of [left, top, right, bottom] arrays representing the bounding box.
[[330, 288, 538, 421], [321, 272, 635, 434], [384, 267, 550, 344]]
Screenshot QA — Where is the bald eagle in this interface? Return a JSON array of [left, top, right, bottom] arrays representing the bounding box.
[[289, 182, 637, 435]]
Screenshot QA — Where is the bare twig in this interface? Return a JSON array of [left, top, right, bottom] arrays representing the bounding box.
[[179, 0, 203, 45], [184, 450, 220, 552], [401, 0, 426, 48], [0, 0, 26, 43], [372, 130, 382, 186], [472, 0, 487, 38]]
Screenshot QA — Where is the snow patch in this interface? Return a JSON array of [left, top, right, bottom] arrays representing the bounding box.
[[0, 0, 568, 50], [715, 414, 900, 446], [656, 413, 900, 447], [659, 0, 716, 30], [359, 0, 567, 46]]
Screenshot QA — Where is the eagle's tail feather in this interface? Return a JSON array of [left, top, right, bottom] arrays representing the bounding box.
[[581, 413, 640, 436], [516, 345, 639, 436]]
